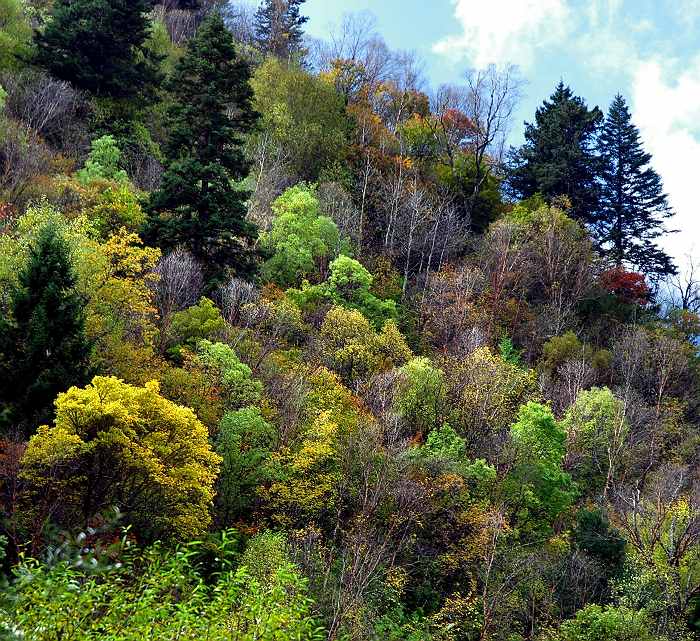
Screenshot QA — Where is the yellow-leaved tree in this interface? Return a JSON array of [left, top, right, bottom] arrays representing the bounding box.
[[264, 366, 365, 527], [319, 306, 412, 384], [20, 376, 221, 541]]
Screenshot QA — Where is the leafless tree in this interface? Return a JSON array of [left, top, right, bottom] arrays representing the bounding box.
[[0, 121, 55, 206], [543, 357, 597, 416], [217, 275, 258, 325], [419, 265, 486, 353], [433, 66, 522, 223], [395, 176, 433, 297], [317, 181, 362, 249], [152, 248, 204, 347], [612, 327, 691, 485], [239, 298, 310, 370], [478, 509, 541, 641], [312, 11, 425, 106], [222, 0, 257, 46], [247, 134, 295, 232], [479, 220, 531, 334], [377, 169, 468, 298], [127, 149, 164, 192], [291, 418, 428, 640], [464, 66, 521, 169], [1, 71, 87, 159], [528, 216, 595, 338], [664, 254, 700, 313], [153, 0, 225, 44]]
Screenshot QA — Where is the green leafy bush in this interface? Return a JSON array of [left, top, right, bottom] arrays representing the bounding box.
[[76, 135, 129, 185], [554, 604, 654, 641], [168, 297, 226, 348], [216, 407, 276, 523], [4, 539, 326, 640], [288, 255, 397, 328], [262, 184, 342, 287]]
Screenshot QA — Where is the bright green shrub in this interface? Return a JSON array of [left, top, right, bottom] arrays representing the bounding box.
[[76, 135, 129, 185], [262, 184, 341, 287], [84, 180, 145, 236], [395, 357, 446, 434], [197, 340, 262, 409], [555, 604, 654, 641], [0, 0, 31, 72], [505, 401, 576, 536], [169, 297, 226, 347], [288, 255, 397, 328], [562, 387, 628, 491], [4, 540, 325, 640]]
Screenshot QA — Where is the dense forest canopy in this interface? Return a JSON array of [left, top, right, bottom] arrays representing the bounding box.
[[0, 1, 699, 639]]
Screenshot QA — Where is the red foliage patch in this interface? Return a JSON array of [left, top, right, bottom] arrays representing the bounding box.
[[599, 267, 650, 305], [0, 202, 17, 232]]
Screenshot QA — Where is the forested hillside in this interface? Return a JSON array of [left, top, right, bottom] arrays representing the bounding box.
[[0, 1, 699, 639]]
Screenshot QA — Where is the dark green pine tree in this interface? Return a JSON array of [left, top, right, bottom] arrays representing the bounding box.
[[253, 0, 308, 62], [144, 13, 258, 286], [0, 225, 91, 437], [596, 94, 676, 277], [508, 82, 604, 225], [34, 0, 161, 104]]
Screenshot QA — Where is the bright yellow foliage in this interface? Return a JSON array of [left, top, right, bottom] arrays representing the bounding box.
[[263, 366, 365, 527], [81, 229, 162, 381], [21, 376, 221, 540], [320, 306, 412, 384]]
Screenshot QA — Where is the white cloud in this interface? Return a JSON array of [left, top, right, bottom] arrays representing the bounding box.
[[631, 57, 700, 269], [432, 0, 570, 68], [672, 0, 700, 28]]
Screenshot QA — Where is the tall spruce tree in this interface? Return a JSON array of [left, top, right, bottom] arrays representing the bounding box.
[[0, 225, 90, 437], [34, 0, 161, 104], [253, 0, 308, 62], [508, 82, 603, 225], [596, 94, 676, 277], [145, 12, 258, 285]]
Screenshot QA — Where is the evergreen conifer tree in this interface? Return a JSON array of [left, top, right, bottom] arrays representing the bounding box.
[[0, 225, 90, 436], [596, 94, 676, 276], [34, 0, 161, 104], [508, 82, 603, 225], [253, 0, 308, 62], [145, 13, 258, 285]]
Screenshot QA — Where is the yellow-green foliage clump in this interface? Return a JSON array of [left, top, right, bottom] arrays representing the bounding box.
[[21, 376, 221, 540]]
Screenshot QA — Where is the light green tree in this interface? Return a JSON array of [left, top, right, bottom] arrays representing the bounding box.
[[197, 339, 263, 409], [505, 401, 576, 536], [562, 387, 628, 494], [395, 357, 446, 435], [262, 184, 341, 287], [288, 255, 398, 328], [0, 0, 31, 72], [168, 297, 226, 348], [251, 57, 350, 181], [216, 407, 276, 524], [76, 135, 129, 185]]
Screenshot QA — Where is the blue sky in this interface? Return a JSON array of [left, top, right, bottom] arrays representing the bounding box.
[[304, 0, 700, 270]]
